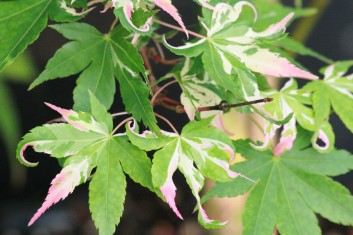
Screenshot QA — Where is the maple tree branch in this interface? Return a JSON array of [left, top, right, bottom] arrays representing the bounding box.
[[198, 98, 273, 112]]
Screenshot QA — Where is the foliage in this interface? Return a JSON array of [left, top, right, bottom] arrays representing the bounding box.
[[0, 0, 351, 234]]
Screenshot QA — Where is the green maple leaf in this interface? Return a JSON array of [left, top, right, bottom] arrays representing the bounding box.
[[163, 1, 317, 99], [16, 92, 156, 235], [126, 117, 250, 228], [0, 0, 87, 72], [28, 22, 159, 133], [203, 131, 353, 235], [302, 61, 353, 142]]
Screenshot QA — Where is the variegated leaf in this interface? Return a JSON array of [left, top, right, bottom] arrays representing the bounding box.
[[256, 79, 317, 154], [164, 1, 317, 100], [126, 118, 246, 228]]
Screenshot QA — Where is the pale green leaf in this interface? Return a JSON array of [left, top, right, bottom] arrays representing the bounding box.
[[17, 123, 104, 166], [302, 61, 353, 133], [89, 141, 126, 235]]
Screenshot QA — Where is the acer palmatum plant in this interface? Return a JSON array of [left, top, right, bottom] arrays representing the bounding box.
[[1, 0, 352, 234]]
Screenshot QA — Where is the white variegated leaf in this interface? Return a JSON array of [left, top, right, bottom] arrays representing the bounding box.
[[127, 119, 244, 228]]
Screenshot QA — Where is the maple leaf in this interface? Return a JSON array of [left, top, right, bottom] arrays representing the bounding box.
[[126, 117, 249, 228], [163, 1, 317, 99], [28, 22, 159, 133], [113, 0, 188, 37], [203, 131, 353, 235], [17, 93, 156, 235], [301, 61, 353, 151], [253, 78, 331, 155], [0, 0, 88, 72]]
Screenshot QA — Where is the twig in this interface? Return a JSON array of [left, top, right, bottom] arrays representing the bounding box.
[[198, 98, 273, 112]]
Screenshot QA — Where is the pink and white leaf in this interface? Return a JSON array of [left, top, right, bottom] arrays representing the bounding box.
[[217, 45, 318, 80], [227, 13, 294, 44], [311, 123, 334, 153], [181, 82, 222, 120], [28, 163, 85, 226], [208, 1, 257, 36], [273, 118, 296, 156], [45, 103, 106, 134], [152, 0, 188, 38], [183, 138, 238, 179], [60, 0, 95, 16], [159, 140, 183, 219], [179, 153, 226, 228]]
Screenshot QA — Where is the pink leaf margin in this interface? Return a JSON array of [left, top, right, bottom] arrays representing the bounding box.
[[45, 103, 88, 131], [28, 166, 81, 226], [152, 0, 189, 38]]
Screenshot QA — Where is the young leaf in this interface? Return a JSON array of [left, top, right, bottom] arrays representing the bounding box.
[[164, 2, 317, 99], [204, 138, 353, 235], [113, 0, 188, 37], [17, 94, 156, 234], [0, 0, 85, 72], [256, 79, 318, 154], [127, 118, 241, 228]]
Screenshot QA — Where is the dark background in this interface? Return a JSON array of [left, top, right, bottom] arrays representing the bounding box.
[[1, 0, 353, 234]]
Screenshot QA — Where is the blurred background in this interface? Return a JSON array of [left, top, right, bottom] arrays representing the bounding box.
[[1, 0, 353, 234]]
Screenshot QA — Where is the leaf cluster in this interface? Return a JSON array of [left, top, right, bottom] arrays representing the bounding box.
[[0, 0, 352, 234]]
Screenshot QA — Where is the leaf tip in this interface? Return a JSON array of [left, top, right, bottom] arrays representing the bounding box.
[[161, 183, 183, 220]]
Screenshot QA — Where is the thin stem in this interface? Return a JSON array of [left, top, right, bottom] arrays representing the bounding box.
[[112, 111, 129, 117], [110, 18, 119, 31], [151, 80, 178, 106], [249, 114, 265, 135], [153, 39, 166, 61], [162, 96, 181, 105], [153, 18, 206, 39], [46, 117, 65, 124], [112, 117, 133, 135], [154, 112, 179, 134]]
